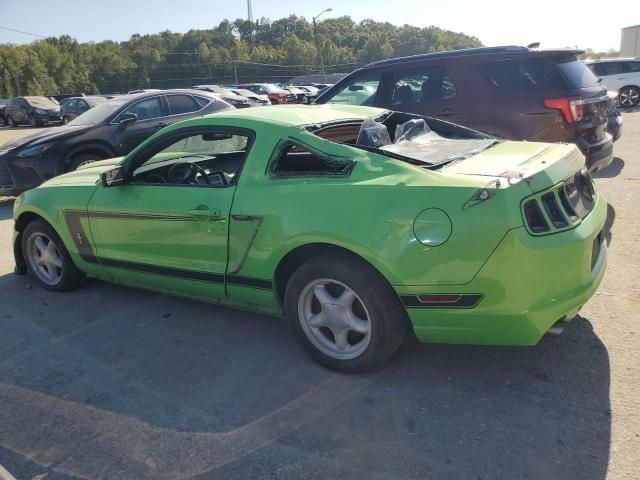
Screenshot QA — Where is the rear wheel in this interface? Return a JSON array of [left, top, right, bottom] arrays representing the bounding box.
[[284, 254, 408, 372], [0, 116, 5, 127], [22, 219, 84, 291], [619, 86, 640, 107], [7, 116, 15, 127]]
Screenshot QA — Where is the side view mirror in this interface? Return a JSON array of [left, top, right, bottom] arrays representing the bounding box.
[[101, 166, 125, 187], [118, 112, 137, 129]]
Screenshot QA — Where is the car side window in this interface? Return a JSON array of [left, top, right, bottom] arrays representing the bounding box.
[[77, 100, 89, 113], [166, 95, 201, 115], [322, 74, 382, 106], [122, 97, 163, 121], [628, 61, 640, 73], [269, 141, 353, 178], [131, 129, 251, 187], [589, 63, 606, 77], [389, 67, 458, 110], [597, 62, 624, 76], [67, 99, 77, 111]]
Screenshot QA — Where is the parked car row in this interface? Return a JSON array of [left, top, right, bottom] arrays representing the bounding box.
[[0, 90, 231, 196]]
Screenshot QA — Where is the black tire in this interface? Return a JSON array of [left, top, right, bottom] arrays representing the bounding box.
[[29, 114, 37, 128], [63, 116, 70, 125], [7, 116, 15, 127], [0, 116, 5, 127], [284, 253, 408, 372], [21, 219, 84, 292], [270, 99, 278, 105], [68, 152, 104, 171], [619, 86, 640, 108]]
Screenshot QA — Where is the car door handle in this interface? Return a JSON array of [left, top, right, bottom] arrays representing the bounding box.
[[187, 206, 222, 219]]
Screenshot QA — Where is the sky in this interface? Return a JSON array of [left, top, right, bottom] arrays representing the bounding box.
[[0, 0, 634, 52]]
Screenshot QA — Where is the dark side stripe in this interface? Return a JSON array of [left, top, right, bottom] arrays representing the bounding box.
[[400, 294, 483, 309], [227, 275, 272, 290]]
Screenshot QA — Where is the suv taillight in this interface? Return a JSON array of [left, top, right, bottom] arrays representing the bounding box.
[[544, 97, 584, 123]]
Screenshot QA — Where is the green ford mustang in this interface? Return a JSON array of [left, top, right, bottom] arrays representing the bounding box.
[[12, 104, 607, 372]]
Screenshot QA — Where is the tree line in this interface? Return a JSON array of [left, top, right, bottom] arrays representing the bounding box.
[[0, 15, 482, 96]]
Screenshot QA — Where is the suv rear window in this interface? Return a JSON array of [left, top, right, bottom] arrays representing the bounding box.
[[553, 56, 599, 88], [480, 58, 568, 93]]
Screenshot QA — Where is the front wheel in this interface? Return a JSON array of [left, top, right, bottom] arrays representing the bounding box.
[[68, 152, 103, 171], [284, 254, 408, 372], [22, 219, 84, 291], [0, 116, 5, 127], [7, 116, 15, 127], [619, 86, 640, 107], [29, 114, 37, 128]]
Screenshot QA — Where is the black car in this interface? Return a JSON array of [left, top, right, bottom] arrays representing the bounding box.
[[0, 90, 231, 196], [0, 100, 7, 127], [61, 96, 107, 124], [316, 46, 613, 172], [5, 96, 63, 127]]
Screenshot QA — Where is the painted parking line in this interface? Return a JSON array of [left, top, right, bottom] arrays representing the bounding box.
[[0, 463, 17, 480]]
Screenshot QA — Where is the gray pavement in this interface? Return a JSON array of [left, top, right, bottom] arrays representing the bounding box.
[[0, 113, 638, 479]]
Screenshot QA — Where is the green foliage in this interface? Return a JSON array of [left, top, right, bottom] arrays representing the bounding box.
[[0, 16, 482, 96]]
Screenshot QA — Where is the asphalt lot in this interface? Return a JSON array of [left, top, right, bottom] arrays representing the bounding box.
[[0, 116, 638, 480]]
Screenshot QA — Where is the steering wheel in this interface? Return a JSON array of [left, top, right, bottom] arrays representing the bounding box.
[[167, 162, 211, 185]]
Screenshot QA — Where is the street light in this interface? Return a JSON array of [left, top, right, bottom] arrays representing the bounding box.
[[312, 8, 332, 83]]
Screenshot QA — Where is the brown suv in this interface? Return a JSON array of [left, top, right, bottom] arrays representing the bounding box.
[[316, 46, 613, 172]]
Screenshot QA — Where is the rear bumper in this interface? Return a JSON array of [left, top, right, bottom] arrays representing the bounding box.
[[579, 133, 613, 173], [397, 193, 608, 346]]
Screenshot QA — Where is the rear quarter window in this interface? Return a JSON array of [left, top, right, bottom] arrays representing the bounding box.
[[480, 57, 568, 94], [269, 142, 353, 177], [553, 56, 600, 88]]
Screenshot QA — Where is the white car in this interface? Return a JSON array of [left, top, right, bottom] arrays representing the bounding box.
[[586, 58, 640, 107]]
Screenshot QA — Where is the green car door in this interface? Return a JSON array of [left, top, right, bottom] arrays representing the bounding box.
[[86, 126, 253, 300]]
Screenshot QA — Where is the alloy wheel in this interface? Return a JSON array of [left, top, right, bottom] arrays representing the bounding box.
[[297, 278, 372, 360], [29, 115, 36, 128], [75, 159, 96, 169], [619, 87, 640, 107], [26, 232, 63, 286]]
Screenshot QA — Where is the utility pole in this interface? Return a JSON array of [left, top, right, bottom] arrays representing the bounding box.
[[233, 61, 238, 85], [247, 0, 254, 52], [312, 8, 332, 83]]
